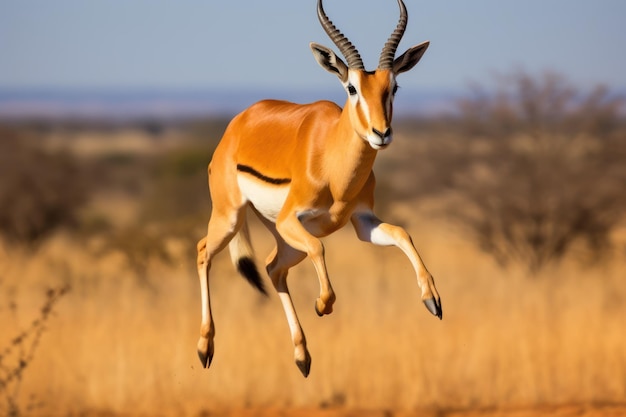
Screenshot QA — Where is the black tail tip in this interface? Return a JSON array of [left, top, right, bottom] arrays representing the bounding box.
[[237, 257, 268, 296]]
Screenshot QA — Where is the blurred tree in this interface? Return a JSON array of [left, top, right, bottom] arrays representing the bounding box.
[[442, 71, 625, 271], [0, 127, 88, 244]]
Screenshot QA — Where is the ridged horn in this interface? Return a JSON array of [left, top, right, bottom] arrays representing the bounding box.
[[378, 0, 408, 69], [317, 0, 364, 69]]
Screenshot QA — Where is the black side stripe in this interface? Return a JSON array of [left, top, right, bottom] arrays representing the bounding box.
[[236, 164, 291, 185]]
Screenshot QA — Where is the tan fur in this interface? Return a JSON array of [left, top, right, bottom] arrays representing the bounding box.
[[195, 3, 440, 378]]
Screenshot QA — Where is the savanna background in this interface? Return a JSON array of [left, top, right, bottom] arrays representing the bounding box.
[[1, 70, 625, 417], [2, 2, 626, 417]]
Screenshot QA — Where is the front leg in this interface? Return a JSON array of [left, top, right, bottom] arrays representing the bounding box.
[[351, 211, 442, 319], [276, 209, 336, 317]]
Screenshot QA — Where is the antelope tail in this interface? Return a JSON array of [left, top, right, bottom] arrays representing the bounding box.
[[229, 219, 267, 295]]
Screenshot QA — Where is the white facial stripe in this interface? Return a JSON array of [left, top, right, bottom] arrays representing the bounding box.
[[346, 71, 370, 124], [387, 72, 396, 119], [238, 174, 290, 222]]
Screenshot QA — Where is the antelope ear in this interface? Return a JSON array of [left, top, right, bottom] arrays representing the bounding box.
[[393, 41, 429, 75], [310, 42, 349, 82]]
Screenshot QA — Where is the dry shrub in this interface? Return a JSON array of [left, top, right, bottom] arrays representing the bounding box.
[[0, 281, 70, 417], [416, 71, 626, 272], [0, 126, 88, 244]]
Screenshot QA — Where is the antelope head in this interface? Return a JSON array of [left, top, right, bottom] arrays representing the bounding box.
[[311, 0, 429, 150]]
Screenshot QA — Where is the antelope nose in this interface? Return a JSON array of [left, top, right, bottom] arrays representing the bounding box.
[[372, 127, 391, 139], [372, 127, 392, 143]]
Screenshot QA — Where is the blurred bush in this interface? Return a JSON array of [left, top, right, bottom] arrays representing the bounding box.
[[423, 71, 626, 271], [140, 145, 213, 234], [0, 127, 88, 244]]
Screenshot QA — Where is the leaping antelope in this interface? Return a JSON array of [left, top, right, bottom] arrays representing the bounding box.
[[196, 0, 442, 377]]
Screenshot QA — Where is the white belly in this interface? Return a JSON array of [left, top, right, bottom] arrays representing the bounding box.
[[237, 174, 290, 222]]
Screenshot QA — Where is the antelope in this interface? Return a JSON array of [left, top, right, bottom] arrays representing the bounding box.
[[196, 0, 442, 378]]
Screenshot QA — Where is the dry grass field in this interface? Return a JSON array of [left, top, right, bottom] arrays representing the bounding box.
[[1, 116, 626, 417]]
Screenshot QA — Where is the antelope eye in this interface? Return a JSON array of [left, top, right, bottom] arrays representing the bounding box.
[[392, 84, 399, 95], [347, 84, 357, 96]]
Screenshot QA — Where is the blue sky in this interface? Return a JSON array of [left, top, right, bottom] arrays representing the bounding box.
[[1, 0, 625, 94]]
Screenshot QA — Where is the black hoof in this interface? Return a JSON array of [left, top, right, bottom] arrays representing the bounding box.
[[314, 300, 324, 317], [198, 350, 213, 369], [314, 298, 333, 316], [424, 297, 443, 320], [197, 341, 214, 369], [295, 351, 312, 378]]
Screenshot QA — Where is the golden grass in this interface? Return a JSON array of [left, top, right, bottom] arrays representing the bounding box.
[[1, 209, 625, 416], [1, 127, 625, 416]]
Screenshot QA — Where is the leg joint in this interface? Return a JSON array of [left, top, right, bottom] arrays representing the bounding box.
[[276, 220, 324, 258]]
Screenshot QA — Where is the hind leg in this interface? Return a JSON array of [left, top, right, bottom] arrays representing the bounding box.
[[254, 212, 311, 376], [197, 208, 245, 368], [266, 239, 310, 376]]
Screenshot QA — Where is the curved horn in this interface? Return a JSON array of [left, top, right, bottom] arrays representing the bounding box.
[[378, 0, 408, 69], [317, 0, 364, 69]]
